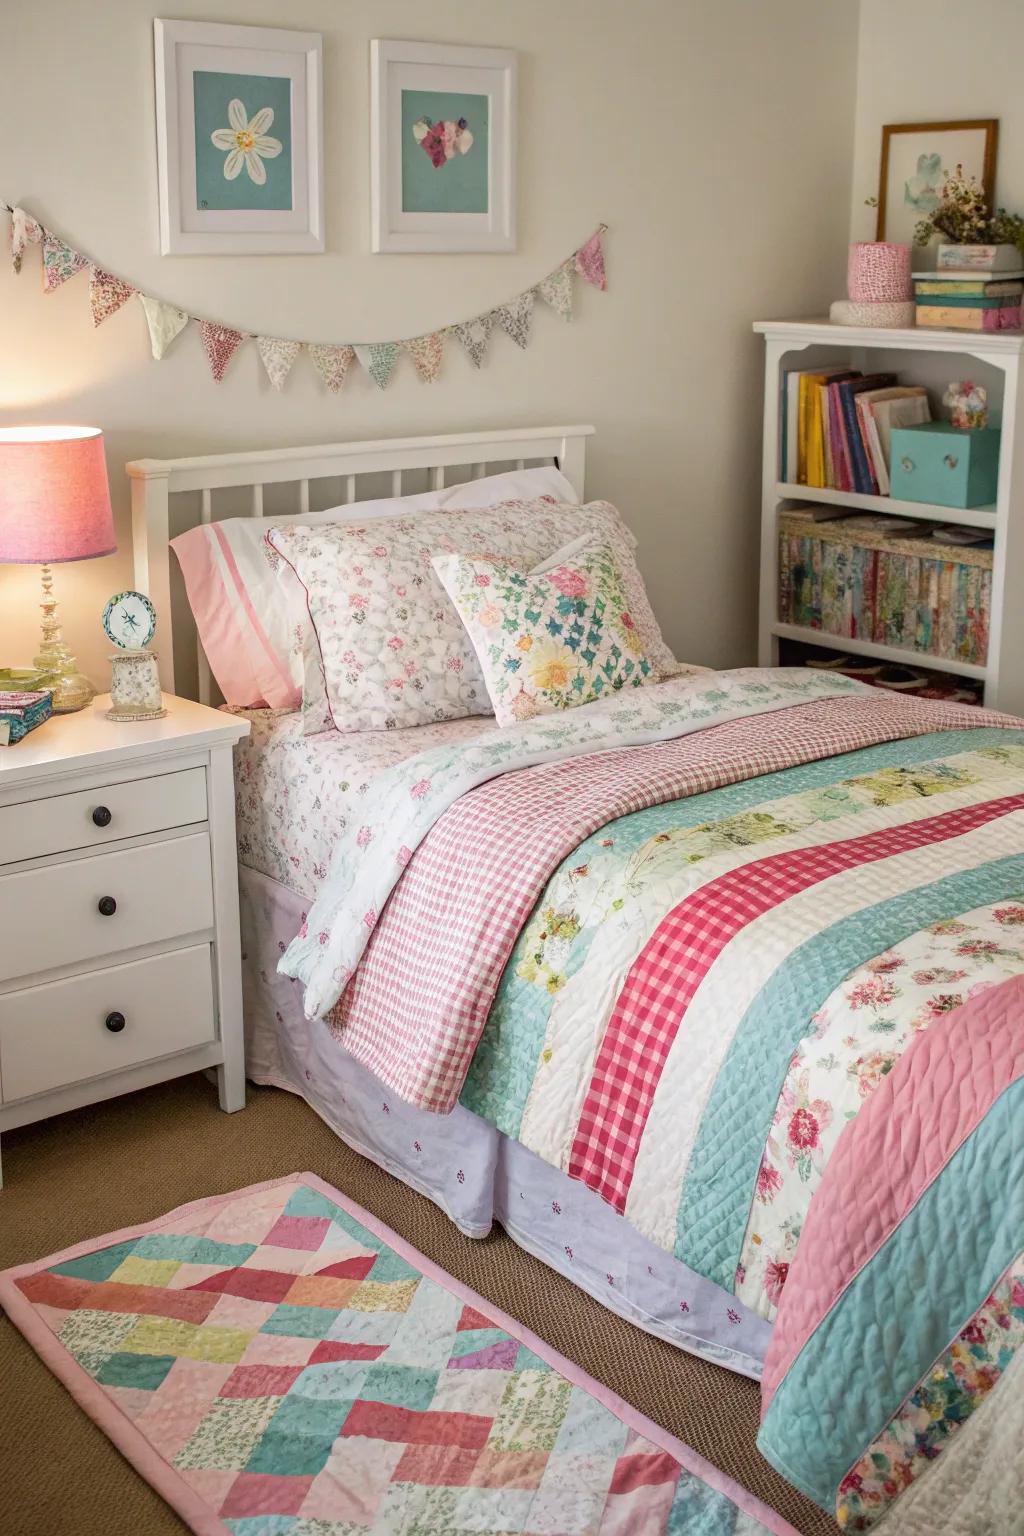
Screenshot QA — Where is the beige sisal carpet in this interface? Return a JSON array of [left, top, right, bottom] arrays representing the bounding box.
[[0, 1075, 835, 1536]]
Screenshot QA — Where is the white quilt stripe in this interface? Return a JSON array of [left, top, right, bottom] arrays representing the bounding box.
[[624, 805, 1024, 1253], [518, 760, 1022, 1172]]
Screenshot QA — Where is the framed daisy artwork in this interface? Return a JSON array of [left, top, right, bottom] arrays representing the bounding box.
[[370, 40, 517, 253], [154, 19, 324, 255]]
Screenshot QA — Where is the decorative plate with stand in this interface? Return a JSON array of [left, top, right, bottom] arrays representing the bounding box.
[[102, 591, 167, 721]]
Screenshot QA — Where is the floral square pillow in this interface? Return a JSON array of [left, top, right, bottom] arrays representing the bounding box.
[[267, 498, 678, 733], [432, 542, 658, 725]]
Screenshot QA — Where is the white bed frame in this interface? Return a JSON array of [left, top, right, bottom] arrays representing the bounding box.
[[126, 425, 594, 702]]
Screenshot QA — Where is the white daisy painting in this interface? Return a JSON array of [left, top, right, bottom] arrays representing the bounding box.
[[193, 71, 293, 211], [155, 19, 324, 254]]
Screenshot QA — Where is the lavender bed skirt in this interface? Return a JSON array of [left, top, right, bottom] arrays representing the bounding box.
[[240, 865, 771, 1379]]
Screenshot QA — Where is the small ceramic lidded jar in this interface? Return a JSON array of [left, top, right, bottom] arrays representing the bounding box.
[[847, 242, 912, 303], [101, 589, 167, 721]]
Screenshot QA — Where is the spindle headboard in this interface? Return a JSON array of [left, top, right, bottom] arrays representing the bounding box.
[[126, 424, 594, 702]]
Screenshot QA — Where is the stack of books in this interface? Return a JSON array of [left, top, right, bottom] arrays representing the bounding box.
[[0, 689, 53, 746], [781, 367, 931, 494], [914, 271, 1024, 332], [778, 510, 992, 665]]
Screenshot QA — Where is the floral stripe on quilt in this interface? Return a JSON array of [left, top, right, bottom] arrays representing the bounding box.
[[835, 1253, 1024, 1530]]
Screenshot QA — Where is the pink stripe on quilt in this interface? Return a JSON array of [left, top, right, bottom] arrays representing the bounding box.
[[567, 792, 1024, 1212], [761, 972, 1024, 1416], [323, 693, 1015, 1115]]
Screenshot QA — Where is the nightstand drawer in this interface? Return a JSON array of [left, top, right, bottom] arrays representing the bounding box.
[[0, 944, 215, 1103], [0, 766, 207, 866], [0, 832, 214, 984]]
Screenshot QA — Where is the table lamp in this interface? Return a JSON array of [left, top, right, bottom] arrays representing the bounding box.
[[0, 425, 117, 712]]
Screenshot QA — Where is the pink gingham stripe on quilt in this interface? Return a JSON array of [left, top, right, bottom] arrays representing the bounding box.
[[324, 693, 1014, 1113]]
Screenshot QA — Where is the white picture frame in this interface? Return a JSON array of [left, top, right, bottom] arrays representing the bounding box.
[[154, 18, 324, 256], [370, 39, 516, 254]]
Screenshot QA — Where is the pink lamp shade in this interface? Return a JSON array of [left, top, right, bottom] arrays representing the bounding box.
[[0, 425, 116, 564]]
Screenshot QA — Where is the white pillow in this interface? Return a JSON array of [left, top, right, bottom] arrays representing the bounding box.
[[267, 498, 666, 733], [170, 464, 579, 708]]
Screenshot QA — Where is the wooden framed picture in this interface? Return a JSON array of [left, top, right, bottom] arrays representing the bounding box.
[[875, 119, 998, 245], [370, 39, 517, 253], [154, 19, 324, 255]]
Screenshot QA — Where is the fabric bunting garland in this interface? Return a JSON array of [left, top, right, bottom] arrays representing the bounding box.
[[497, 290, 534, 349], [404, 331, 445, 384], [139, 295, 189, 360], [308, 343, 355, 394], [89, 267, 135, 327], [257, 335, 301, 391], [452, 312, 495, 370], [5, 203, 607, 394], [536, 259, 575, 320], [354, 341, 399, 391], [199, 322, 247, 382]]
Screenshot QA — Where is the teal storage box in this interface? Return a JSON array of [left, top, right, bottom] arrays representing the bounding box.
[[889, 421, 1000, 508]]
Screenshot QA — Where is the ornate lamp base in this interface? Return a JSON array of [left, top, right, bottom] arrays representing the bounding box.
[[33, 564, 96, 713]]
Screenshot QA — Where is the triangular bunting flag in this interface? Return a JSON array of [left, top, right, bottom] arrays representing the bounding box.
[[258, 336, 301, 391], [452, 312, 496, 369], [496, 291, 534, 349], [138, 295, 190, 360], [89, 266, 135, 327], [354, 342, 399, 390], [534, 259, 574, 320], [10, 207, 43, 274], [41, 232, 87, 292], [199, 322, 246, 383], [575, 228, 607, 291], [404, 331, 445, 384], [308, 343, 355, 393]]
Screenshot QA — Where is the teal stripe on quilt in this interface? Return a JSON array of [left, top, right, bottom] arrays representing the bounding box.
[[461, 729, 1023, 1136], [756, 1078, 1024, 1510], [676, 854, 1024, 1289]]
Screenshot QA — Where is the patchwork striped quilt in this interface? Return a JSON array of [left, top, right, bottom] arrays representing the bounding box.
[[280, 669, 1024, 1525]]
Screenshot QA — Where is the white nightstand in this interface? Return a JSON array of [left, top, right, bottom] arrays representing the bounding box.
[[0, 694, 251, 1183]]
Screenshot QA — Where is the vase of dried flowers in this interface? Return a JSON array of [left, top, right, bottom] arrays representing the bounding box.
[[915, 165, 1024, 270]]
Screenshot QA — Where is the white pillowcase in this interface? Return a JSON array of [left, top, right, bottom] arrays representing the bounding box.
[[170, 464, 579, 708], [267, 499, 676, 733]]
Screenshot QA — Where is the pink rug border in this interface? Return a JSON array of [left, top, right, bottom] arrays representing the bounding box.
[[0, 1172, 800, 1536]]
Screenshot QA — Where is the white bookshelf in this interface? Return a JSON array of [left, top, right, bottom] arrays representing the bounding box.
[[754, 319, 1024, 716]]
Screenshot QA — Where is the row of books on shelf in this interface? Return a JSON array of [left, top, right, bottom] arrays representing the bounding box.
[[778, 530, 991, 666], [781, 365, 930, 494]]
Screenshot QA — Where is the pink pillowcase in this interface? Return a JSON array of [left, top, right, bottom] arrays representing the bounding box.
[[170, 466, 581, 708]]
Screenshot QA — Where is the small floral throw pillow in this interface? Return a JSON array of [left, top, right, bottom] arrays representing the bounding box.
[[433, 542, 658, 725]]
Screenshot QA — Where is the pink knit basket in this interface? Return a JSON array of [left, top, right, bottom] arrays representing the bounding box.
[[847, 242, 912, 303]]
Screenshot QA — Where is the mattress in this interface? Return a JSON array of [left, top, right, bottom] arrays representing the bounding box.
[[232, 707, 502, 895]]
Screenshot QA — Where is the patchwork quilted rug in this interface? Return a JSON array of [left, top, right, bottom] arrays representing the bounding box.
[[0, 1174, 797, 1535]]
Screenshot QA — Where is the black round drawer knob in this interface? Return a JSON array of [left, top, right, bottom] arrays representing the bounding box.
[[97, 895, 117, 917], [105, 1011, 126, 1033], [92, 805, 112, 828]]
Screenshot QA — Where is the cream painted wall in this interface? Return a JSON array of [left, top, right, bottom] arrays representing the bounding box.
[[850, 0, 1024, 243], [0, 0, 858, 685]]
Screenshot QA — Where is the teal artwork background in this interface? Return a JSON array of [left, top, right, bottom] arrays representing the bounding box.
[[400, 89, 489, 214], [193, 70, 293, 212]]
